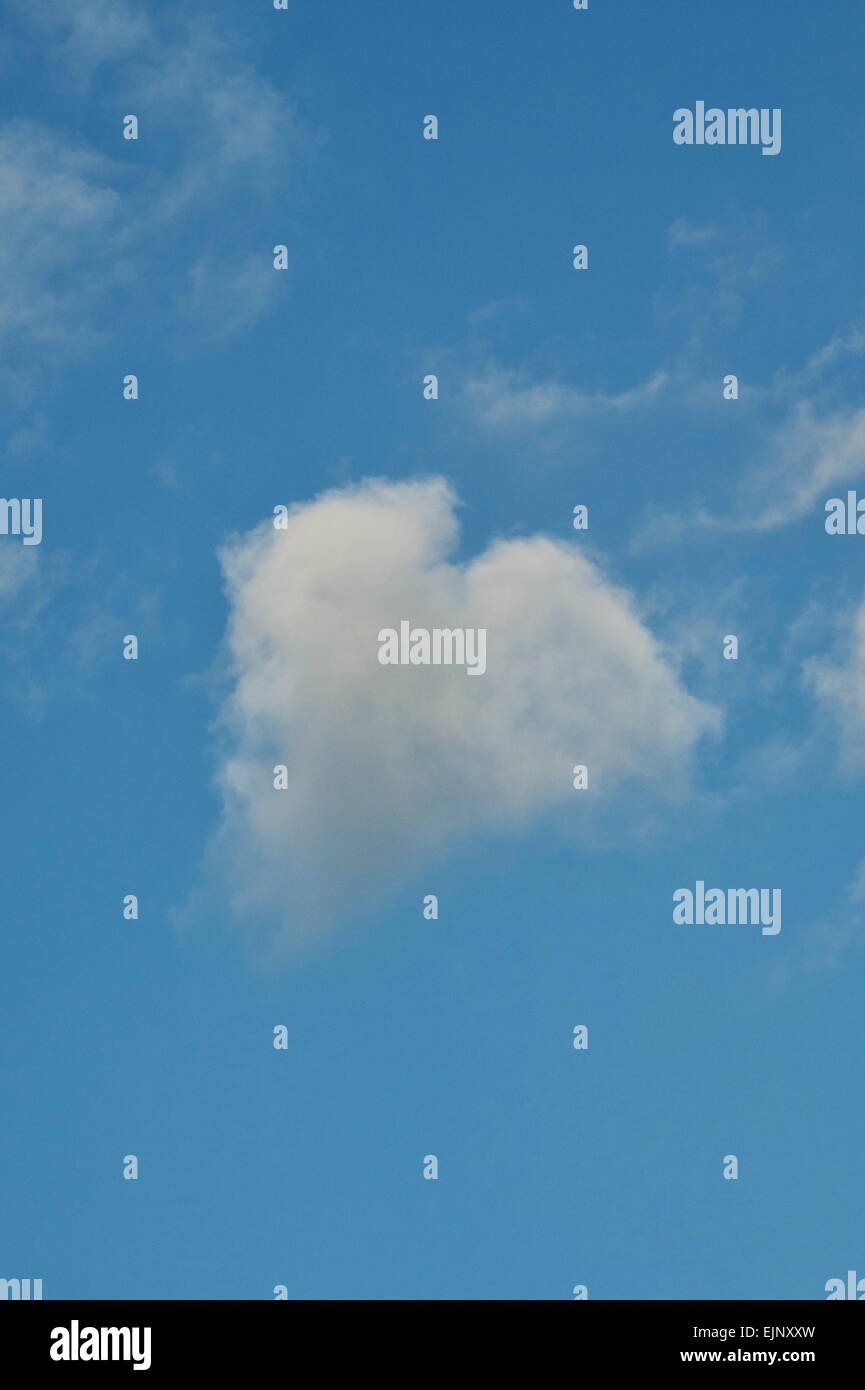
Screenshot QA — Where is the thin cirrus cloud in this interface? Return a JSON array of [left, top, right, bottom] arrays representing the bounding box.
[[185, 476, 720, 949], [460, 220, 865, 547], [0, 120, 123, 356], [624, 324, 865, 551], [804, 588, 865, 770], [734, 399, 865, 532], [463, 363, 669, 429], [10, 0, 152, 75], [0, 0, 307, 360], [644, 392, 865, 540]]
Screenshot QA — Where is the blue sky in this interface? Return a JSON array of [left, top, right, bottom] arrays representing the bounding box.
[[1, 0, 865, 1299]]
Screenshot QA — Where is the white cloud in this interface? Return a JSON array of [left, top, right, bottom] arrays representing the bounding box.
[[793, 327, 865, 387], [738, 400, 865, 531], [768, 858, 865, 987], [190, 477, 720, 948], [666, 218, 719, 250], [0, 121, 123, 351], [173, 252, 285, 347], [655, 212, 785, 331], [0, 546, 41, 611], [805, 589, 865, 768], [134, 28, 303, 222], [464, 364, 669, 429], [0, 2, 308, 365], [13, 0, 152, 74], [625, 325, 865, 548]]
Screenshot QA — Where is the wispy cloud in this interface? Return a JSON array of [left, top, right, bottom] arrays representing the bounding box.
[[735, 400, 865, 531], [11, 0, 152, 76], [464, 363, 669, 429], [0, 120, 124, 354], [804, 587, 865, 769], [655, 213, 786, 331], [0, 0, 311, 369], [624, 316, 865, 549], [769, 863, 865, 988]]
